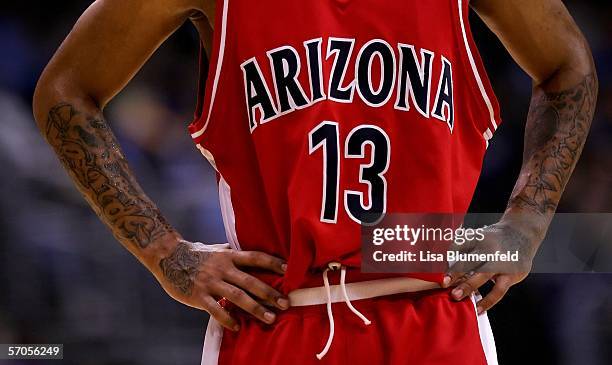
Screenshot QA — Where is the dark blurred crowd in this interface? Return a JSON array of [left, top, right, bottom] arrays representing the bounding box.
[[0, 1, 610, 365]]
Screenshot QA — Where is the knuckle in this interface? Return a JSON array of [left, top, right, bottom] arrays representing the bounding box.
[[253, 253, 269, 266], [452, 273, 465, 282], [494, 279, 511, 291], [268, 257, 282, 266], [242, 275, 256, 287], [260, 288, 278, 301], [502, 279, 514, 289], [479, 300, 492, 310], [215, 314, 232, 327], [212, 308, 227, 320], [203, 267, 222, 280], [199, 276, 219, 292], [252, 304, 267, 316], [227, 287, 244, 299], [460, 281, 474, 292], [203, 301, 220, 316], [225, 269, 242, 282], [495, 285, 509, 296], [230, 251, 245, 263], [447, 272, 461, 282], [210, 308, 224, 319], [244, 251, 259, 262]]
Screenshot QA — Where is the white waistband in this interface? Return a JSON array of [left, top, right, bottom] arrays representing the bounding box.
[[288, 276, 440, 307]]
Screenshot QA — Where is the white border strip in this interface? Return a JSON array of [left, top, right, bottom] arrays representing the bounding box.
[[483, 128, 493, 148], [195, 145, 241, 250], [201, 317, 223, 365], [471, 294, 499, 365], [457, 0, 498, 131], [192, 0, 230, 139], [218, 177, 241, 251]]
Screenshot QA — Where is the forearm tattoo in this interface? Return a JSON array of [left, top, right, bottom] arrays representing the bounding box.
[[159, 241, 210, 296], [508, 74, 598, 215], [44, 103, 174, 248]]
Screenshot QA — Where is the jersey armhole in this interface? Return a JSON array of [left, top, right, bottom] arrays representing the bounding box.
[[188, 0, 230, 145], [457, 0, 502, 148]]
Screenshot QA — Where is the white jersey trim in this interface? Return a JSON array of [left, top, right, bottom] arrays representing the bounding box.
[[457, 0, 499, 133], [201, 317, 223, 365], [471, 294, 499, 365], [192, 0, 230, 139], [218, 176, 241, 251], [197, 146, 239, 365], [195, 145, 241, 251]]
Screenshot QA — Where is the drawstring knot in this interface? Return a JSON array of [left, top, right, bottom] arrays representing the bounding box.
[[316, 262, 372, 360]]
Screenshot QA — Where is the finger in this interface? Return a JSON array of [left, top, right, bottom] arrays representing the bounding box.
[[447, 259, 486, 278], [451, 273, 494, 301], [476, 275, 512, 314], [442, 272, 463, 288], [214, 281, 277, 324], [442, 269, 472, 288], [224, 268, 289, 310], [232, 251, 287, 275], [202, 296, 240, 331], [444, 259, 488, 287]]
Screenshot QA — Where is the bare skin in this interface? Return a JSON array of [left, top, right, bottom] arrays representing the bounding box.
[[443, 0, 597, 314], [32, 0, 288, 332], [33, 0, 597, 330]]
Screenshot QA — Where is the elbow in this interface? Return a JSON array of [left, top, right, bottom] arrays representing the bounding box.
[[567, 34, 597, 80], [32, 71, 101, 134], [32, 74, 51, 131], [539, 33, 597, 92], [32, 71, 68, 132], [559, 35, 598, 100]]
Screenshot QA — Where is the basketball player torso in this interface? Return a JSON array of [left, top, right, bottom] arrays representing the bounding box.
[[188, 0, 501, 293]]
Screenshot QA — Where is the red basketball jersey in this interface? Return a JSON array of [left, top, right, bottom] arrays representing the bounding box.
[[188, 0, 501, 293]]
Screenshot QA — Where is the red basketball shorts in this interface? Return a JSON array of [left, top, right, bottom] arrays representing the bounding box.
[[200, 276, 497, 365]]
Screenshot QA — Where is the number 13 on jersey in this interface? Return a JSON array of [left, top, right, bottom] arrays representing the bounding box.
[[308, 121, 391, 225]]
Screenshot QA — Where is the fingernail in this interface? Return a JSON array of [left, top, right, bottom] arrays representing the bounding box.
[[281, 263, 288, 272], [477, 306, 484, 315], [264, 312, 276, 322], [233, 324, 240, 331], [277, 298, 290, 309], [452, 288, 463, 299], [442, 276, 451, 287]]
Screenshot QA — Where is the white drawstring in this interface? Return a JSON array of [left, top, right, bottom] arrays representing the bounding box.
[[316, 263, 372, 360], [340, 267, 372, 326], [316, 267, 335, 360]]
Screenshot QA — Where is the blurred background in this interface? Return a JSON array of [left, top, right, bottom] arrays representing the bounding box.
[[0, 1, 610, 364]]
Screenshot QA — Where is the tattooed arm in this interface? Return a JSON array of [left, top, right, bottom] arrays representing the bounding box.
[[507, 74, 597, 219], [33, 0, 288, 330], [443, 0, 598, 312], [43, 101, 177, 253]]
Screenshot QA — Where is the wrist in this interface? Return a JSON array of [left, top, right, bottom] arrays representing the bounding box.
[[500, 206, 551, 245], [141, 232, 184, 276]]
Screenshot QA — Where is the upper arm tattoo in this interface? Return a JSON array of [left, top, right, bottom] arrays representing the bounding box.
[[508, 73, 598, 214], [44, 102, 175, 248]]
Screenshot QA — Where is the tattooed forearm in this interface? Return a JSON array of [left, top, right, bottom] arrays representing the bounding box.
[[44, 102, 175, 248], [508, 73, 598, 215], [159, 241, 209, 295]]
